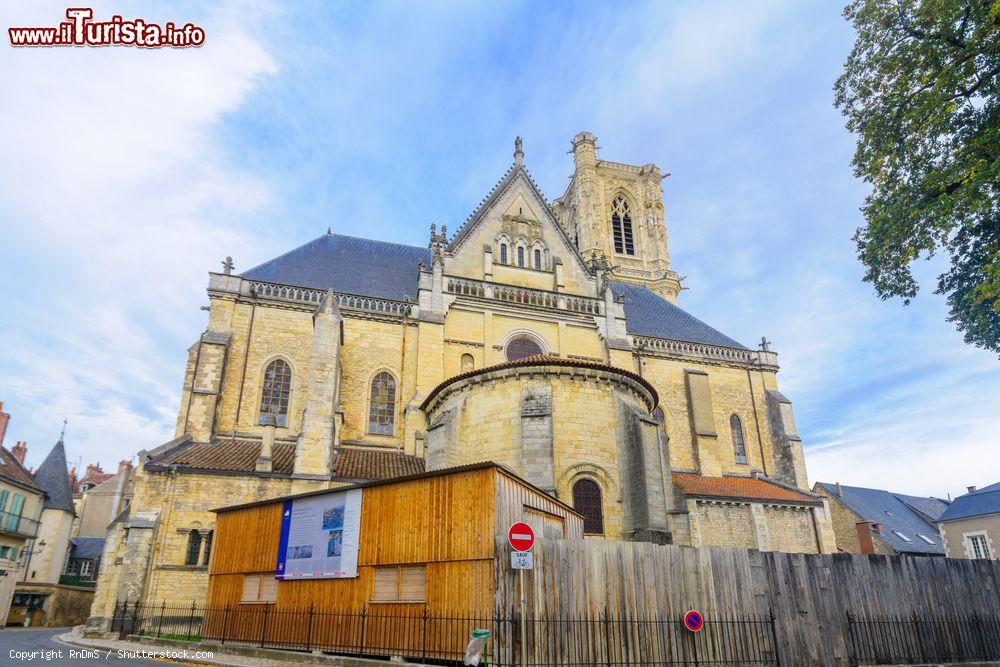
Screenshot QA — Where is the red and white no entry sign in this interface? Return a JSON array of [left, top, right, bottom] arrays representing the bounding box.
[[507, 522, 535, 551]]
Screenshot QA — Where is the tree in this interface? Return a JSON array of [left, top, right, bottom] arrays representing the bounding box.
[[835, 0, 999, 353]]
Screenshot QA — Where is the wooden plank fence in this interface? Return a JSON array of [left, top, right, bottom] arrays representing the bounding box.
[[495, 538, 1000, 666]]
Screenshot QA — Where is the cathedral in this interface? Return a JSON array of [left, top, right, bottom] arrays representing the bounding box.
[[87, 132, 835, 631]]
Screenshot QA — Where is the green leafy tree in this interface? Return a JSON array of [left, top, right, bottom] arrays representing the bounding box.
[[835, 0, 999, 353]]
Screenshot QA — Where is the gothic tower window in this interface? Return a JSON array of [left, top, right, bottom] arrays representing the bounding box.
[[368, 371, 397, 435], [534, 248, 542, 270], [500, 243, 508, 265], [185, 531, 202, 566], [505, 335, 543, 362], [573, 479, 604, 535], [731, 414, 747, 464], [259, 359, 291, 427], [611, 195, 634, 255], [517, 246, 525, 267]]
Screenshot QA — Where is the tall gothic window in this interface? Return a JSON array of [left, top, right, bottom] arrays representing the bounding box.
[[611, 195, 635, 255], [500, 243, 508, 265], [202, 531, 213, 566], [731, 414, 747, 464], [368, 372, 397, 435], [505, 335, 543, 362], [517, 246, 525, 267], [259, 359, 292, 427], [534, 248, 542, 270], [185, 531, 202, 566], [573, 479, 604, 535]]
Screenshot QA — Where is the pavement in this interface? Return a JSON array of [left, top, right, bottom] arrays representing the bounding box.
[[0, 627, 173, 666]]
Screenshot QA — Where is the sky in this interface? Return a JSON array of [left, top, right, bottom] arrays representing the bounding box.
[[0, 0, 997, 500]]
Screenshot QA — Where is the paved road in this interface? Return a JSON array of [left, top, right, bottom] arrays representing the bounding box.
[[0, 628, 174, 666]]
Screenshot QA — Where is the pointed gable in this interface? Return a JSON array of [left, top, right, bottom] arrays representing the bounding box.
[[33, 439, 75, 512]]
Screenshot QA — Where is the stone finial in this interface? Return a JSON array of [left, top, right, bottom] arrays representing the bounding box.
[[514, 136, 524, 165], [759, 336, 771, 352], [222, 256, 234, 275]]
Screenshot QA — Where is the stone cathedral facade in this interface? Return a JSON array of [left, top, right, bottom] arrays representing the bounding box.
[[87, 133, 835, 631]]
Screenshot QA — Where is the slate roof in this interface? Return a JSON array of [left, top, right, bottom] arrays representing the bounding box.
[[149, 438, 424, 481], [33, 439, 75, 512], [69, 536, 105, 560], [815, 482, 944, 555], [241, 233, 431, 303], [0, 446, 42, 491], [611, 282, 747, 349], [673, 473, 820, 504], [939, 484, 1000, 522], [893, 493, 951, 522]]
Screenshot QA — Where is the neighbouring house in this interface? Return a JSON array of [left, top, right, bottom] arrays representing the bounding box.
[[813, 482, 948, 556], [938, 483, 1000, 561], [72, 460, 133, 538], [0, 403, 46, 625], [63, 537, 105, 586]]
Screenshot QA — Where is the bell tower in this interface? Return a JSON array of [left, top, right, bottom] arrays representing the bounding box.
[[552, 132, 683, 302]]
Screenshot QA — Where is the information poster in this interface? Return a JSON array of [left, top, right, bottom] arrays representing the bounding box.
[[275, 488, 362, 579]]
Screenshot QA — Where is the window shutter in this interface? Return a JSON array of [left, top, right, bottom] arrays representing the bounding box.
[[399, 565, 426, 601], [373, 567, 398, 601], [0, 490, 8, 513], [260, 576, 278, 602], [241, 574, 261, 602]]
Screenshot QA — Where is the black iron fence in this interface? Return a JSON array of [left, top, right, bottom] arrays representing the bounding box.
[[111, 600, 778, 665], [848, 612, 1000, 665]]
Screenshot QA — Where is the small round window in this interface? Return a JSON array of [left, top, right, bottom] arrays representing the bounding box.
[[505, 335, 543, 362]]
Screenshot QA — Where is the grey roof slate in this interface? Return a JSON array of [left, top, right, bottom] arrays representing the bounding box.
[[816, 482, 944, 555], [893, 493, 951, 522], [242, 233, 431, 303], [33, 438, 75, 512], [611, 281, 747, 349], [69, 536, 105, 560], [939, 485, 1000, 522]]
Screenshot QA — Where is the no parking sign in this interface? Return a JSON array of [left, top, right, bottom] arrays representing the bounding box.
[[683, 609, 704, 633]]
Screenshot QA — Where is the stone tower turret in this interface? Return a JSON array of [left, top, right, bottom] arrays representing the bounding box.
[[552, 132, 683, 302]]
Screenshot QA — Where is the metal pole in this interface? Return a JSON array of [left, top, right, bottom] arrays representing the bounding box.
[[519, 568, 527, 666], [188, 601, 196, 640], [157, 601, 166, 638], [769, 609, 780, 667]]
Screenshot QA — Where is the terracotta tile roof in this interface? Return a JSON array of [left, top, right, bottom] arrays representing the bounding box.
[[421, 354, 658, 411], [153, 439, 423, 481], [79, 472, 114, 487], [0, 445, 42, 491], [673, 473, 819, 504]]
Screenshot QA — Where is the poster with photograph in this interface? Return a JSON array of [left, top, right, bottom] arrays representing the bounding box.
[[275, 488, 362, 579]]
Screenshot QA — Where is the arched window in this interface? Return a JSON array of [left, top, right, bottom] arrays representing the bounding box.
[[652, 406, 665, 424], [460, 353, 475, 372], [368, 372, 397, 435], [533, 248, 542, 270], [611, 195, 634, 255], [500, 243, 508, 265], [185, 531, 202, 566], [259, 359, 292, 427], [731, 414, 747, 464], [505, 335, 543, 362], [517, 246, 525, 267], [573, 479, 604, 535]]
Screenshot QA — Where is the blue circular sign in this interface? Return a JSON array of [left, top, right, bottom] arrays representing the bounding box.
[[684, 609, 704, 633]]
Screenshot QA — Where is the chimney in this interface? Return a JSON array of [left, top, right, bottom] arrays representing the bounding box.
[[0, 402, 9, 448], [12, 441, 27, 465], [69, 466, 78, 492], [256, 414, 277, 473], [872, 522, 884, 534], [967, 485, 977, 494], [856, 520, 877, 555], [118, 459, 132, 474], [835, 482, 843, 497]]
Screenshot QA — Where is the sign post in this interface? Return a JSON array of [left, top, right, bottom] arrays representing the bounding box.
[[507, 522, 535, 667]]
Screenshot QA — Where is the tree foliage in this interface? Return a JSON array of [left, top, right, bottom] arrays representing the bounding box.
[[835, 0, 1000, 353]]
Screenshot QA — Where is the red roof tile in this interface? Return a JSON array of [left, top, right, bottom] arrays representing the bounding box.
[[155, 439, 423, 481], [672, 473, 819, 504], [0, 446, 42, 491]]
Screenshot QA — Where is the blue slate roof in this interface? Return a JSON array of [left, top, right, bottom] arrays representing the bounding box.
[[894, 493, 951, 522], [242, 233, 431, 303], [815, 482, 944, 555], [33, 439, 75, 512], [939, 485, 1000, 522], [611, 281, 747, 349], [69, 536, 105, 560]]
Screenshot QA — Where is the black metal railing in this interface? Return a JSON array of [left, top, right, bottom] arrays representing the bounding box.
[[848, 612, 1000, 665], [0, 510, 39, 538], [111, 600, 779, 665]]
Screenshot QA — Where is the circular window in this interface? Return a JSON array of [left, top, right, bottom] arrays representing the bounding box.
[[505, 335, 543, 362]]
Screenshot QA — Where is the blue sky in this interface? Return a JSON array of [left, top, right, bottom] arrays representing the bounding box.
[[1, 0, 997, 498]]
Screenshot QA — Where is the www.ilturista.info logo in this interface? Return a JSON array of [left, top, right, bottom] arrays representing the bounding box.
[[9, 8, 205, 48]]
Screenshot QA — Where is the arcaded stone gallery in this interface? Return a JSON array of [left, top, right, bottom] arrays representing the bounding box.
[[86, 133, 835, 631]]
